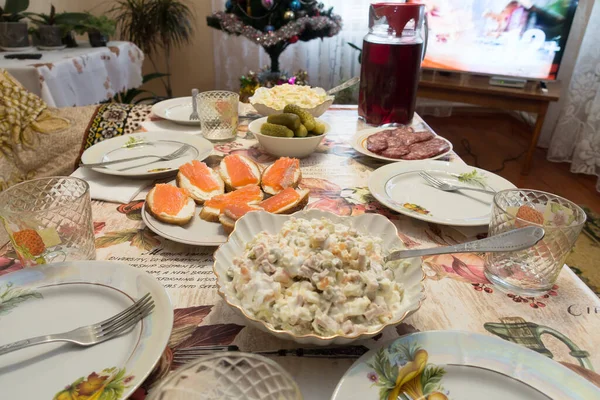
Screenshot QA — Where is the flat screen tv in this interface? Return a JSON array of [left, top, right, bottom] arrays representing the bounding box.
[[407, 0, 578, 80]]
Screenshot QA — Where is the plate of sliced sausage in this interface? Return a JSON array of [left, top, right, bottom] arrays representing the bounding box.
[[351, 126, 453, 162]]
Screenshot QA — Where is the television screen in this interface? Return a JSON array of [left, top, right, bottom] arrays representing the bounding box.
[[407, 0, 578, 80]]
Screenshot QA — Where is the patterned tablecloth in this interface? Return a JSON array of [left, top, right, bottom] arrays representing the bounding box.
[[3, 106, 600, 398], [0, 41, 143, 107]]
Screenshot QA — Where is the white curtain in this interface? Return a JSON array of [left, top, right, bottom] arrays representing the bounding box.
[[210, 0, 368, 92], [547, 2, 600, 191]]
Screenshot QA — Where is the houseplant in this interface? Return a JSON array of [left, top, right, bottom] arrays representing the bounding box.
[[82, 14, 116, 47], [0, 0, 30, 50], [111, 0, 194, 98], [25, 5, 86, 49]]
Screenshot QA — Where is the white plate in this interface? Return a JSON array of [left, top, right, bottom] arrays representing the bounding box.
[[0, 261, 173, 399], [352, 127, 454, 162], [1, 46, 35, 52], [152, 97, 201, 126], [213, 210, 425, 345], [368, 160, 515, 226], [80, 131, 213, 178], [332, 331, 600, 400], [142, 200, 228, 247]]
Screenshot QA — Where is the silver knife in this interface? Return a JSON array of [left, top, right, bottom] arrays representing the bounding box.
[[385, 226, 545, 262]]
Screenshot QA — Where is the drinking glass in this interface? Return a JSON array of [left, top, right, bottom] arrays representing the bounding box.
[[147, 352, 302, 400], [484, 189, 586, 296], [198, 90, 239, 141], [0, 177, 96, 266]]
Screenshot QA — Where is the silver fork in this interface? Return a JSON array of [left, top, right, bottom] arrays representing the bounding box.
[[80, 144, 191, 168], [419, 171, 496, 195], [0, 293, 154, 356], [189, 88, 199, 121]]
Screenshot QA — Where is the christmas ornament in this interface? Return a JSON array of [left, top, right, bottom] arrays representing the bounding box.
[[284, 10, 295, 20], [264, 25, 275, 33], [225, 0, 233, 10], [318, 2, 324, 9], [289, 35, 299, 43], [261, 0, 274, 9], [290, 0, 301, 11]]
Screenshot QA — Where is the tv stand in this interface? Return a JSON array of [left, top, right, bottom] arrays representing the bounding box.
[[489, 76, 527, 89], [418, 71, 561, 174]]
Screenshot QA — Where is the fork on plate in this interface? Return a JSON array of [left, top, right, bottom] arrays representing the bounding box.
[[419, 171, 496, 195], [80, 144, 191, 168], [189, 88, 199, 121], [0, 293, 154, 356]]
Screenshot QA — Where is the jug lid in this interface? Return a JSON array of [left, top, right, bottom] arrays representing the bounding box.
[[370, 2, 425, 34]]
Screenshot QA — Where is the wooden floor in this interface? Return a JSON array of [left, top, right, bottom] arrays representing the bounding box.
[[422, 112, 600, 213]]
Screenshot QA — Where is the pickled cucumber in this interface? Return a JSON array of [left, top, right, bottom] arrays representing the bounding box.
[[294, 124, 308, 137], [266, 113, 301, 130], [311, 121, 326, 135], [283, 104, 316, 131], [260, 122, 294, 137]]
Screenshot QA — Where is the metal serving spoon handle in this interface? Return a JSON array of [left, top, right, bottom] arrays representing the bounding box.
[[386, 226, 545, 262]]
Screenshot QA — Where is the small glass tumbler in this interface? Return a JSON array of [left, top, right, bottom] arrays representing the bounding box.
[[148, 352, 303, 400], [0, 177, 96, 266], [484, 189, 586, 296], [198, 90, 239, 141]]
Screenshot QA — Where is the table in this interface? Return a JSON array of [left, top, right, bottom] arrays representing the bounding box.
[[418, 70, 561, 175], [0, 41, 144, 107], [3, 106, 600, 398]]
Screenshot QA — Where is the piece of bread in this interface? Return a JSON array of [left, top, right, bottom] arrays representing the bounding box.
[[199, 185, 264, 222], [146, 185, 195, 225], [261, 157, 301, 195], [219, 203, 263, 233], [219, 154, 262, 192], [176, 161, 224, 204], [259, 187, 310, 215]]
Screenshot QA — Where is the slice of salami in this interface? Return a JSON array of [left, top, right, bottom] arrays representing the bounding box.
[[388, 130, 434, 146], [366, 130, 395, 153], [367, 139, 388, 153], [381, 146, 410, 159], [403, 138, 451, 160]]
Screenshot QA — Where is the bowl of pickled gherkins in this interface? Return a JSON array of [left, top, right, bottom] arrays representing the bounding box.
[[248, 104, 330, 158]]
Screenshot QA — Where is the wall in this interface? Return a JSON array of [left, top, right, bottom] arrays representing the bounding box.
[[23, 0, 216, 97]]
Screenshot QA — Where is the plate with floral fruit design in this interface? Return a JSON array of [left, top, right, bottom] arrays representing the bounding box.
[[368, 160, 515, 226], [331, 331, 600, 400], [0, 261, 172, 400]]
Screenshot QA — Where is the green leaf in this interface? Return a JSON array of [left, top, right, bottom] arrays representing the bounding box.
[[457, 169, 488, 188], [95, 230, 137, 249], [130, 228, 160, 251], [379, 386, 392, 400], [4, 0, 29, 14], [421, 365, 446, 395], [0, 284, 43, 316]]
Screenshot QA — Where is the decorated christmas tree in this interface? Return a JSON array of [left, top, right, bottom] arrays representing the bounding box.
[[207, 0, 342, 73]]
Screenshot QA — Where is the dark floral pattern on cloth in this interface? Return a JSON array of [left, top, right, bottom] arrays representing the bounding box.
[[82, 103, 152, 150], [137, 305, 244, 396]]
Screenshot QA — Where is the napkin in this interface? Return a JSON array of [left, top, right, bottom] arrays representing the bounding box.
[[71, 168, 154, 204]]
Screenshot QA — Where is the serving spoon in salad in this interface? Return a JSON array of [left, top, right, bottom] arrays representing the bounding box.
[[385, 226, 545, 262]]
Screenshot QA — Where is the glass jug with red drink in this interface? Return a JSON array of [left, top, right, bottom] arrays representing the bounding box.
[[358, 2, 428, 126]]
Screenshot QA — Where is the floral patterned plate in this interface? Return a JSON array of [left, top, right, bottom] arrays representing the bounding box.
[[331, 331, 600, 400], [0, 261, 173, 400], [368, 160, 515, 226]]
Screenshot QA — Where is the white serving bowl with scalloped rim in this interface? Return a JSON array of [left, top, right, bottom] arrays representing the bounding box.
[[212, 209, 425, 345]]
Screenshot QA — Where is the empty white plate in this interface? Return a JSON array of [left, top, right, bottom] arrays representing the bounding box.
[[332, 331, 600, 400], [152, 97, 201, 126], [368, 160, 515, 226], [0, 261, 172, 399], [80, 131, 213, 178]]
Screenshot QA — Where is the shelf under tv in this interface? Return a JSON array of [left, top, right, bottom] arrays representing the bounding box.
[[417, 70, 561, 175]]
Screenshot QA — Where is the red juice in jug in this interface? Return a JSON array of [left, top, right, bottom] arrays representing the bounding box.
[[358, 39, 424, 126]]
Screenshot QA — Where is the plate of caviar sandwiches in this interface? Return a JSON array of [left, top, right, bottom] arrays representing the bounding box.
[[142, 154, 310, 246]]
